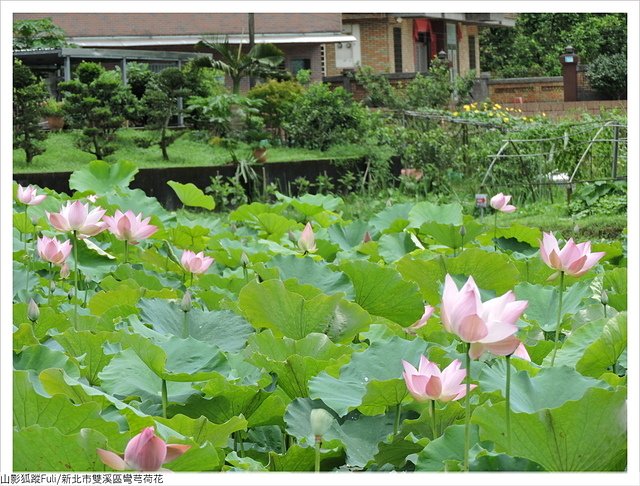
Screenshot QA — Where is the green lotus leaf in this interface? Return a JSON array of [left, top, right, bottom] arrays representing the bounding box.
[[69, 159, 139, 194], [167, 180, 215, 210], [419, 219, 485, 250], [14, 425, 109, 471], [377, 232, 419, 263], [603, 267, 627, 311], [267, 254, 354, 298], [515, 280, 592, 331], [247, 330, 351, 399], [358, 379, 409, 416], [172, 374, 286, 427], [14, 344, 81, 379], [327, 220, 370, 250], [567, 313, 626, 377], [472, 387, 627, 471], [370, 202, 412, 234], [13, 302, 72, 340], [309, 334, 428, 416], [239, 279, 370, 342], [415, 424, 479, 471], [341, 260, 424, 327], [138, 298, 253, 353], [14, 370, 126, 448], [284, 398, 393, 467], [53, 329, 120, 385], [479, 362, 609, 413], [408, 201, 463, 228]]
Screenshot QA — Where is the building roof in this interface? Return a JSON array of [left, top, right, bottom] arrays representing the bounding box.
[[12, 13, 343, 37]]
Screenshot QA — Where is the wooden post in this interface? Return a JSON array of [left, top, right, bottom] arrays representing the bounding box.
[[611, 125, 619, 179], [559, 46, 580, 102]]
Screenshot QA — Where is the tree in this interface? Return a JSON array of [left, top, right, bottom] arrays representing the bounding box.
[[479, 14, 627, 78], [59, 62, 136, 160], [195, 38, 285, 93], [13, 17, 68, 50], [13, 60, 49, 164], [139, 68, 189, 160]]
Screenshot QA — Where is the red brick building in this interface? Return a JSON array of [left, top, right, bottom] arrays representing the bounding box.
[[325, 13, 515, 79]]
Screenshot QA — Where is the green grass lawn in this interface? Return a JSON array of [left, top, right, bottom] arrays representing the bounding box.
[[13, 129, 367, 174]]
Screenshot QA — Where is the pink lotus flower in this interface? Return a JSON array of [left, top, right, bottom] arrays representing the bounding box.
[[539, 232, 605, 277], [402, 355, 475, 402], [47, 200, 107, 237], [298, 222, 317, 253], [405, 305, 435, 334], [16, 184, 47, 206], [37, 236, 72, 265], [181, 250, 214, 274], [441, 275, 528, 359], [97, 427, 190, 471], [103, 210, 158, 244], [490, 193, 516, 213]]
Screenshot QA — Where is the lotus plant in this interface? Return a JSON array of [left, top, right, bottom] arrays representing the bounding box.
[[47, 200, 107, 238], [490, 192, 516, 250], [181, 250, 214, 286], [16, 185, 47, 294], [37, 235, 73, 301], [103, 210, 158, 263], [37, 236, 72, 266], [440, 274, 528, 471], [47, 200, 107, 328], [298, 222, 317, 254], [97, 427, 190, 471], [310, 409, 334, 472], [539, 232, 605, 366], [402, 355, 474, 439], [16, 184, 47, 206]]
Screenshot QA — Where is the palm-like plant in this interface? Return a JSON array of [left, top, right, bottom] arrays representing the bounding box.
[[196, 37, 285, 93]]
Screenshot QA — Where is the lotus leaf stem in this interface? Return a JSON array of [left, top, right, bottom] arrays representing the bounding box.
[[550, 271, 565, 366], [464, 342, 471, 472]]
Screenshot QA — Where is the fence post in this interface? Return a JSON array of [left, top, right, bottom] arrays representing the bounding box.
[[559, 46, 580, 102], [611, 125, 619, 179]]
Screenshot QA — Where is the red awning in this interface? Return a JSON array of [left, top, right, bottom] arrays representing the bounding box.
[[413, 18, 439, 57]]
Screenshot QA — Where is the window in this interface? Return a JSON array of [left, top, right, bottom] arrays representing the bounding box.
[[291, 58, 311, 75], [393, 27, 403, 73], [468, 35, 477, 71]]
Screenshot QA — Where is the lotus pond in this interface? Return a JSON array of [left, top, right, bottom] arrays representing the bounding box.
[[12, 160, 627, 473]]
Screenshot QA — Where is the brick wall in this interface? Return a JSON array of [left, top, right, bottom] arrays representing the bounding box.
[[325, 16, 393, 77], [488, 77, 565, 104], [13, 13, 342, 36], [502, 100, 627, 119]]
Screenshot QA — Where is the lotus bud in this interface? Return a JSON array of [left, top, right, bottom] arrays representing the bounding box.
[[298, 223, 317, 254], [180, 291, 192, 313], [459, 225, 466, 237], [600, 289, 609, 306], [240, 252, 250, 268], [310, 408, 334, 440], [288, 230, 296, 242], [363, 231, 372, 243], [27, 299, 40, 323], [60, 263, 70, 279]]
